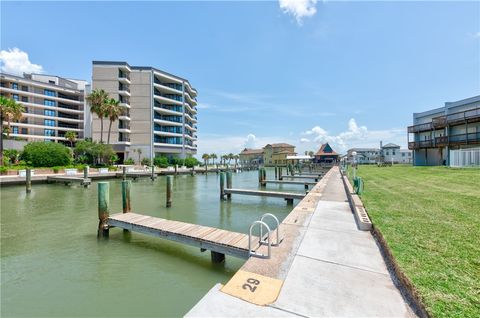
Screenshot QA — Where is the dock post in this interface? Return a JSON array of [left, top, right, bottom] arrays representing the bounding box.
[[97, 182, 110, 238], [305, 183, 309, 190], [279, 166, 283, 180], [205, 164, 208, 173], [258, 168, 263, 184], [226, 171, 232, 200], [83, 165, 89, 179], [216, 164, 219, 174], [211, 251, 225, 263], [25, 168, 32, 193], [166, 175, 173, 207], [151, 165, 155, 181], [191, 167, 195, 176], [174, 164, 178, 175], [274, 166, 278, 180], [261, 168, 266, 187], [122, 166, 127, 180], [219, 172, 225, 200], [285, 198, 294, 205], [122, 180, 131, 213]]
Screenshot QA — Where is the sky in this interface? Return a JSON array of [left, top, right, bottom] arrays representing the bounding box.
[[1, 0, 479, 156]]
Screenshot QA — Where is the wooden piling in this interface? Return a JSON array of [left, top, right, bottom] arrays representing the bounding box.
[[97, 182, 110, 238], [274, 166, 278, 180], [151, 165, 155, 181], [226, 171, 232, 199], [25, 168, 32, 193], [219, 172, 225, 200], [211, 251, 225, 263], [174, 164, 178, 175], [122, 166, 127, 180], [83, 165, 89, 179], [166, 175, 173, 207], [191, 167, 195, 176], [122, 180, 131, 213]]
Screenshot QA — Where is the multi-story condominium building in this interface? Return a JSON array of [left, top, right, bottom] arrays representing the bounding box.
[[91, 61, 198, 162], [408, 95, 480, 166], [0, 72, 88, 143], [263, 143, 296, 166]]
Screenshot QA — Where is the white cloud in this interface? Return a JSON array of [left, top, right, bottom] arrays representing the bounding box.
[[279, 0, 318, 24], [196, 103, 211, 109], [244, 134, 257, 149], [301, 118, 406, 153], [0, 48, 44, 75]]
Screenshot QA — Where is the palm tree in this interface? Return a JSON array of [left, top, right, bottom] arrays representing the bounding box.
[[65, 131, 77, 147], [210, 153, 217, 165], [104, 98, 123, 145], [308, 151, 314, 157], [234, 155, 239, 166], [228, 153, 234, 164], [0, 97, 24, 166], [86, 89, 109, 143], [136, 148, 142, 164], [202, 153, 210, 166]]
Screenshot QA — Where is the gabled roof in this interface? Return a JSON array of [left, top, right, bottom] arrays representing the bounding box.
[[264, 143, 295, 148], [239, 148, 264, 155], [382, 143, 400, 148], [315, 143, 339, 156]]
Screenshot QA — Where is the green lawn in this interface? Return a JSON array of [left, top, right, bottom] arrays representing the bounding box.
[[354, 165, 479, 318]]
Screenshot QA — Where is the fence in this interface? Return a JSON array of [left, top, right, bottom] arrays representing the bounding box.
[[450, 148, 480, 167]]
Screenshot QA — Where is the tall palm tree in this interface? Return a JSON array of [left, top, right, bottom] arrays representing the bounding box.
[[308, 151, 314, 157], [65, 131, 77, 147], [0, 96, 24, 166], [86, 89, 109, 143], [104, 98, 123, 145], [233, 155, 239, 166], [228, 153, 234, 164], [210, 153, 217, 165], [202, 153, 210, 166]]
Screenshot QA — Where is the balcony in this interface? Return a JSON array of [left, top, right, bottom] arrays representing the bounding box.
[[118, 72, 131, 84], [432, 116, 447, 129], [448, 132, 480, 145], [408, 122, 432, 133], [447, 108, 480, 125], [408, 140, 433, 150], [409, 132, 480, 149], [118, 85, 131, 97]]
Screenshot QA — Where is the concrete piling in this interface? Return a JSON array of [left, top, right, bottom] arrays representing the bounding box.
[[219, 172, 225, 200], [122, 166, 127, 181], [83, 165, 89, 179], [174, 164, 178, 175], [166, 175, 173, 207], [122, 180, 131, 213], [25, 168, 32, 193], [97, 182, 110, 238], [151, 165, 155, 181], [211, 251, 225, 263], [226, 171, 232, 200]]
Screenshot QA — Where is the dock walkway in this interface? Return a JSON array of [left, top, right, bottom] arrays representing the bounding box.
[[108, 212, 262, 259], [187, 167, 414, 317], [224, 188, 305, 200]]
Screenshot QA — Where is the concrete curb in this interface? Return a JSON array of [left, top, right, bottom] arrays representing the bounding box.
[[339, 170, 372, 231]]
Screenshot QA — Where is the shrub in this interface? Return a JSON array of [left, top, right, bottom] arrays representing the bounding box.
[[124, 158, 135, 165], [0, 166, 8, 175], [3, 149, 19, 165], [73, 140, 115, 166], [21, 142, 72, 167], [169, 157, 185, 166], [141, 158, 151, 166], [184, 157, 199, 168], [52, 166, 61, 173], [154, 156, 168, 168]]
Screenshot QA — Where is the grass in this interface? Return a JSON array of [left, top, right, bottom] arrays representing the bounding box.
[[352, 165, 479, 318]]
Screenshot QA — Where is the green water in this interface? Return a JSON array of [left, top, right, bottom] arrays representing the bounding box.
[[1, 170, 302, 317]]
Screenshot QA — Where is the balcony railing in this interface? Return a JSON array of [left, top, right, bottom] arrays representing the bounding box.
[[408, 140, 433, 150], [408, 122, 432, 133], [409, 132, 480, 149], [447, 108, 480, 124], [432, 116, 447, 128], [409, 108, 480, 133], [118, 72, 130, 81]]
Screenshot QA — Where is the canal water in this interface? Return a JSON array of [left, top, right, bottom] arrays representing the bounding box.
[[1, 170, 304, 317]]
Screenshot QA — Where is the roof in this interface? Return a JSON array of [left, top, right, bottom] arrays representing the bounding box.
[[382, 143, 400, 148], [264, 143, 295, 148], [315, 143, 339, 156], [239, 148, 264, 155], [348, 148, 379, 152]]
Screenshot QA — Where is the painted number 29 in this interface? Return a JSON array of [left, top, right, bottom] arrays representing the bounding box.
[[242, 278, 260, 292]]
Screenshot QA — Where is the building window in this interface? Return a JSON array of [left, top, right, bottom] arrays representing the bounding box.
[[21, 86, 28, 92], [21, 128, 28, 134], [402, 153, 405, 157], [44, 89, 55, 96], [408, 153, 411, 156], [44, 129, 55, 137], [11, 83, 18, 90], [49, 80, 55, 84], [44, 99, 56, 107], [21, 96, 28, 102], [393, 151, 396, 155], [386, 151, 389, 155], [44, 119, 55, 127], [12, 94, 19, 101], [44, 109, 55, 117], [12, 127, 19, 134]]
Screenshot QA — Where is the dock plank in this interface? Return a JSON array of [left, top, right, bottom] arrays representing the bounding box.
[[224, 188, 305, 200]]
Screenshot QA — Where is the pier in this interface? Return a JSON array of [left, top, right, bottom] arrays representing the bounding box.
[[46, 175, 91, 187], [223, 188, 305, 201]]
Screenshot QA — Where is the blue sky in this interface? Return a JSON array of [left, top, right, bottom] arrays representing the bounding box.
[[1, 0, 479, 155]]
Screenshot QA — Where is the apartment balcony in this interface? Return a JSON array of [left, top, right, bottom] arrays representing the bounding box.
[[446, 107, 480, 125], [118, 127, 131, 133], [153, 94, 183, 106], [154, 106, 182, 116], [409, 132, 480, 150], [119, 115, 131, 121], [408, 140, 433, 150], [118, 86, 131, 97], [153, 131, 182, 137], [153, 81, 182, 94], [448, 132, 480, 145], [118, 73, 131, 85], [432, 116, 447, 129], [408, 122, 433, 133]]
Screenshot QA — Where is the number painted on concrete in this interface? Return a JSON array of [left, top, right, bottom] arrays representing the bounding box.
[[242, 278, 260, 292]]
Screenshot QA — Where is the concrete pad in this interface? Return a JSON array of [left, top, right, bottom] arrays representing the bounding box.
[[308, 201, 359, 233], [297, 227, 388, 274], [273, 256, 410, 317], [186, 284, 298, 317]]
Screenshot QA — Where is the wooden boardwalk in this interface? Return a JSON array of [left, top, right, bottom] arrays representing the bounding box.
[[224, 188, 305, 200], [280, 175, 321, 180], [46, 176, 91, 186], [263, 180, 317, 186], [108, 212, 261, 259]]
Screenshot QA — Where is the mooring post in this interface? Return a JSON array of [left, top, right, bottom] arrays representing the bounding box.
[[25, 168, 32, 193], [261, 168, 266, 187], [274, 166, 278, 180], [83, 165, 89, 179], [219, 172, 225, 200], [97, 182, 110, 238], [122, 166, 127, 181], [258, 168, 263, 184], [226, 171, 232, 200], [205, 164, 208, 173], [151, 165, 155, 181], [211, 251, 225, 263], [166, 175, 173, 207], [216, 164, 219, 174], [191, 166, 195, 176], [279, 166, 283, 180], [122, 180, 131, 213], [174, 164, 178, 175], [286, 198, 294, 205]]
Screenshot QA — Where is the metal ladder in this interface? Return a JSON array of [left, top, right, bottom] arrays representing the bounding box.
[[248, 213, 283, 259]]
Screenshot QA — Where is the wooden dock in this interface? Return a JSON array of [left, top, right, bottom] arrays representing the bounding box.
[[46, 176, 91, 186], [263, 180, 317, 186], [280, 175, 321, 181], [224, 188, 305, 200], [115, 171, 156, 180], [108, 212, 262, 259]]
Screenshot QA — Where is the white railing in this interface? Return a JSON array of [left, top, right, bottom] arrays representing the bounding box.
[[450, 148, 480, 167]]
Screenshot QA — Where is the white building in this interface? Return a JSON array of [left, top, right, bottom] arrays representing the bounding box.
[[347, 142, 412, 164]]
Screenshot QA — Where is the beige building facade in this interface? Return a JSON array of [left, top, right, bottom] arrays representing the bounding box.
[[0, 72, 88, 143], [263, 143, 296, 166], [92, 61, 198, 162]]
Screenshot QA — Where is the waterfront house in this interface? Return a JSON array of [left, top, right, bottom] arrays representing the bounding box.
[[408, 95, 480, 166], [314, 143, 339, 163], [346, 148, 379, 164], [239, 148, 264, 165], [346, 142, 412, 164], [263, 143, 296, 166]]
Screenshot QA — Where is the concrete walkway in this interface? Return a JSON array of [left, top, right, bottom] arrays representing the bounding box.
[[187, 169, 414, 317]]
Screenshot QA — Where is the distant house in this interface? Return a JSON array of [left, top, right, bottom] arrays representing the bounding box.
[[346, 148, 379, 164], [381, 143, 412, 164], [263, 143, 296, 166], [346, 141, 412, 164], [239, 148, 264, 165], [314, 143, 339, 163]]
